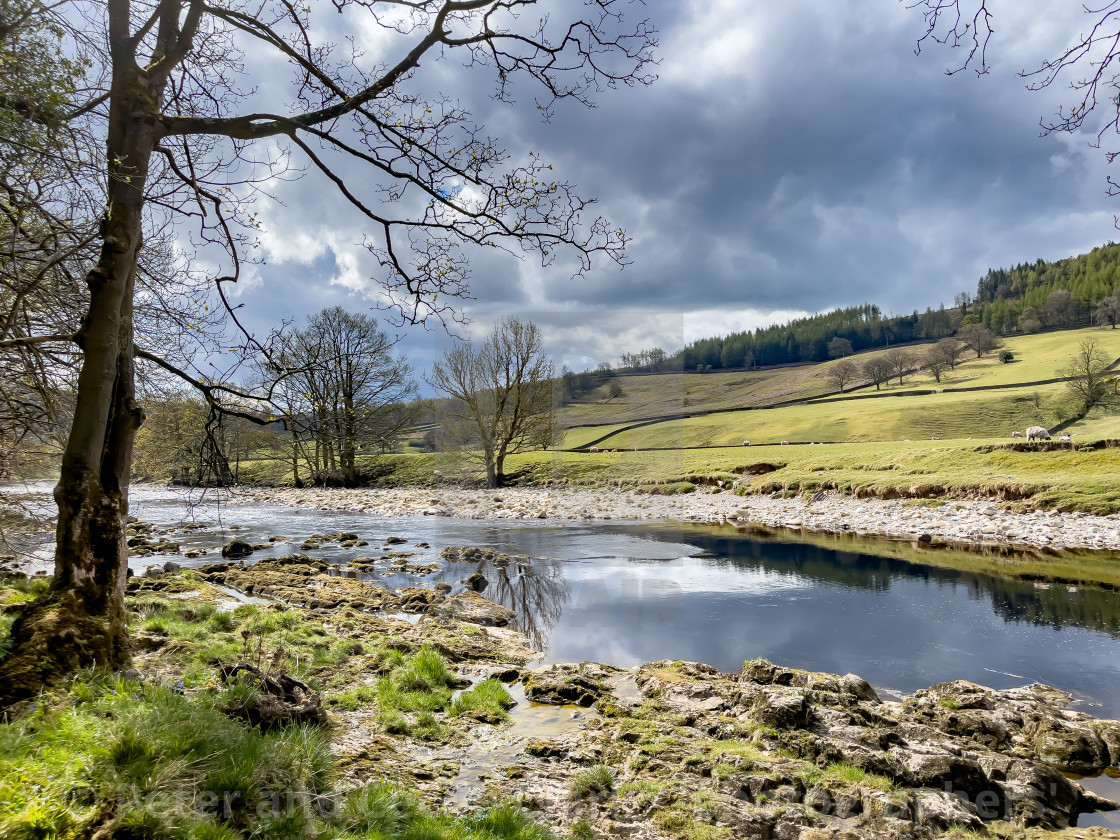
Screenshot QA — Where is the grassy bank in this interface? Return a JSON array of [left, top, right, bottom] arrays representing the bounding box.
[[0, 578, 556, 840]]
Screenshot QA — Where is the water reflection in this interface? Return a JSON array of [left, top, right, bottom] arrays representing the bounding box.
[[95, 488, 1120, 715]]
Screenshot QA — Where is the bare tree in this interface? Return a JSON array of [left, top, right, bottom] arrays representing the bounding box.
[[1061, 338, 1115, 414], [1095, 295, 1120, 329], [1018, 307, 1042, 334], [935, 337, 965, 368], [862, 357, 894, 391], [0, 0, 655, 704], [828, 359, 858, 393], [958, 323, 1000, 358], [428, 317, 557, 488], [923, 348, 950, 383], [911, 3, 1120, 203], [275, 307, 417, 485], [1041, 290, 1081, 328], [883, 348, 915, 386]]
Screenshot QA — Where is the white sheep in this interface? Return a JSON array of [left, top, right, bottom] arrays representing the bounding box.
[[589, 446, 599, 452], [780, 440, 789, 445], [1011, 431, 1023, 438], [742, 440, 751, 446], [931, 436, 940, 441], [1026, 425, 1051, 442], [1058, 434, 1072, 442]]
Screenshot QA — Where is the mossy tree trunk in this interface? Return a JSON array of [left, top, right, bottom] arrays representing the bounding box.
[[0, 7, 175, 706]]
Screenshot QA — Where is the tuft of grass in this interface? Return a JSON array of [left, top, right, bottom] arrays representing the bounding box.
[[569, 765, 616, 800], [799, 762, 896, 792], [451, 678, 516, 723]]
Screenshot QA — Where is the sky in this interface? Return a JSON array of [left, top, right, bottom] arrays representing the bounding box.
[[206, 1, 1120, 382]]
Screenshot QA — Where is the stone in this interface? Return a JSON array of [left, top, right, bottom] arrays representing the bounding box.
[[465, 571, 489, 592], [221, 539, 254, 559], [430, 591, 514, 626]]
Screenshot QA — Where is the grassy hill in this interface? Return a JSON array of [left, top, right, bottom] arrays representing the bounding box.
[[559, 327, 1120, 450]]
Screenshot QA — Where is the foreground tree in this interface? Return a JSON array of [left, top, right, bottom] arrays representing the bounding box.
[[0, 0, 655, 705], [428, 317, 557, 488]]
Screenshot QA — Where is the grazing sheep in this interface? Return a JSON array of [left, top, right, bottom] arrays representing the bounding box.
[[589, 446, 599, 452], [742, 440, 751, 446], [1058, 434, 1072, 442], [1011, 431, 1023, 438], [433, 469, 442, 477], [1026, 425, 1051, 442], [931, 436, 940, 440], [903, 439, 911, 442], [780, 440, 789, 445]]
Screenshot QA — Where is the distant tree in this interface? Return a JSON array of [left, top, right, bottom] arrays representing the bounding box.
[[280, 307, 418, 484], [607, 381, 625, 400], [828, 337, 854, 358], [954, 291, 972, 314], [862, 357, 894, 391], [828, 359, 859, 393], [935, 337, 966, 368], [428, 318, 557, 488], [1095, 295, 1120, 329], [884, 348, 915, 385], [1018, 307, 1043, 334], [923, 349, 950, 383], [959, 324, 1000, 357], [1041, 290, 1081, 328], [1061, 338, 1115, 414]]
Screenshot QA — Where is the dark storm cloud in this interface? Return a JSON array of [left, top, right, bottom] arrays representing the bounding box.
[[225, 0, 1116, 368]]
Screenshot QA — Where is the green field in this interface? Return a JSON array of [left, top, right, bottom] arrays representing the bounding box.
[[558, 327, 1120, 435], [571, 385, 1067, 449], [559, 327, 1120, 451]]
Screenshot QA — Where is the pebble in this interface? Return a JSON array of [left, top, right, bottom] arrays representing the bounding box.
[[225, 486, 1120, 552]]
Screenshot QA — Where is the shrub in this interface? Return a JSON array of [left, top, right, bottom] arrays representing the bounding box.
[[999, 349, 1014, 363]]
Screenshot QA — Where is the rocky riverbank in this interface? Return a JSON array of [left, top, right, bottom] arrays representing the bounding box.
[[120, 562, 1120, 840], [227, 485, 1120, 552], [111, 558, 1120, 840]]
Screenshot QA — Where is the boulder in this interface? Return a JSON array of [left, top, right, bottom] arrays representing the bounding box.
[[430, 591, 514, 626], [465, 571, 489, 592], [221, 539, 254, 559]]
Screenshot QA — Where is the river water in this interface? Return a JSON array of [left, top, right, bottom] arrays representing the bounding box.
[[10, 484, 1120, 717]]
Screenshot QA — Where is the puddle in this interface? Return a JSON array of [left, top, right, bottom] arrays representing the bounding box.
[[212, 584, 275, 609], [1071, 768, 1120, 829], [442, 674, 612, 809]]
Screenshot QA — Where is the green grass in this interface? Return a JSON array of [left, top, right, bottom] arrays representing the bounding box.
[[557, 326, 1120, 437], [572, 384, 1071, 449], [569, 765, 616, 799], [451, 678, 516, 723], [798, 762, 896, 792], [504, 435, 1120, 513], [0, 675, 557, 840]]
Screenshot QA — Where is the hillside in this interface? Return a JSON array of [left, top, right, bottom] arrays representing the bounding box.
[[559, 327, 1120, 449]]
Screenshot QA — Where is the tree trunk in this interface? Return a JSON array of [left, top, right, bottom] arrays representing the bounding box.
[[0, 54, 160, 707]]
